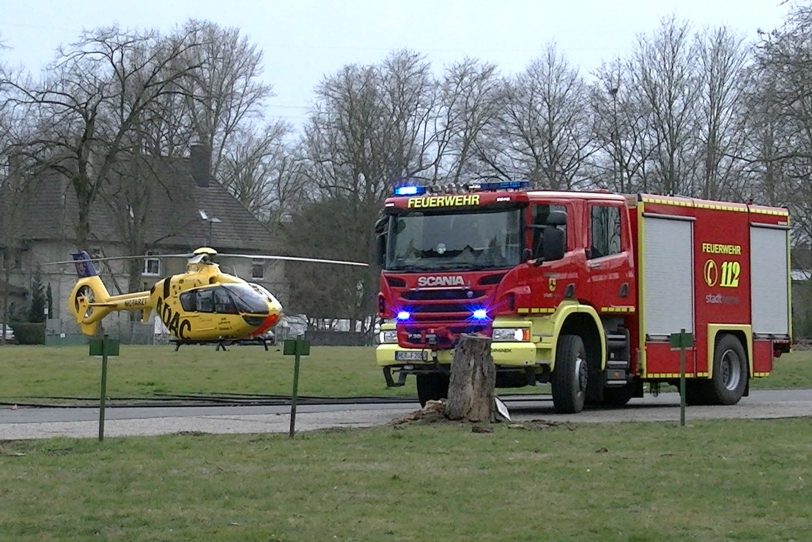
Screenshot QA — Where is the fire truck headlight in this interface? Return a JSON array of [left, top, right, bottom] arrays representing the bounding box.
[[379, 330, 398, 344], [493, 328, 531, 342]]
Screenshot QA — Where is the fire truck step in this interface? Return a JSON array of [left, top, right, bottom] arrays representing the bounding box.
[[606, 334, 629, 350]]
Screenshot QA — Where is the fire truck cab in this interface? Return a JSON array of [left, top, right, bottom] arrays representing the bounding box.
[[375, 181, 791, 413]]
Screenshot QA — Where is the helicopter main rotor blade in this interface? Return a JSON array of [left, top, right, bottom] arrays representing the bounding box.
[[44, 253, 194, 265], [218, 253, 369, 267]]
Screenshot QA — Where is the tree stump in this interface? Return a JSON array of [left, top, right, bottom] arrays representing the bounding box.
[[445, 333, 496, 422]]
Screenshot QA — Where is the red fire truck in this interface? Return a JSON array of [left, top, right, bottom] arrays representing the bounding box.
[[375, 181, 792, 413]]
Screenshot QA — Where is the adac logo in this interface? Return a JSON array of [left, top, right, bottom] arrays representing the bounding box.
[[704, 259, 718, 287], [548, 277, 557, 292]]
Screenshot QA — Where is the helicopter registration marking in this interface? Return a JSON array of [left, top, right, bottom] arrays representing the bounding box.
[[124, 299, 147, 307], [156, 297, 192, 339]]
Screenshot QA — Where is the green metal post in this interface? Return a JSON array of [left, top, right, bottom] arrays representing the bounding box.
[[679, 328, 686, 427], [99, 335, 109, 441], [289, 348, 301, 439]]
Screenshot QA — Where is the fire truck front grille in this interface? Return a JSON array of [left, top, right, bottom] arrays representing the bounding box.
[[397, 288, 491, 322], [401, 288, 486, 301], [403, 323, 489, 346], [411, 304, 470, 314]]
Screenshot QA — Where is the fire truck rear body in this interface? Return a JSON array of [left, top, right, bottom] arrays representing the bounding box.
[[376, 183, 791, 412]]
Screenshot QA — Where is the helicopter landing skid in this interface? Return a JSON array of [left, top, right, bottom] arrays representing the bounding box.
[[171, 338, 271, 352]]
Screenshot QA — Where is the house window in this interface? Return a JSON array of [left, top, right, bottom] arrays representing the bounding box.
[[143, 251, 161, 276], [251, 260, 264, 279]]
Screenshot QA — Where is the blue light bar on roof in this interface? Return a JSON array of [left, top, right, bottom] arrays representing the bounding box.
[[394, 185, 427, 196], [470, 180, 530, 192]]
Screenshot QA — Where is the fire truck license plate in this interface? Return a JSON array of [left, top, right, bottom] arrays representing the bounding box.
[[395, 350, 427, 362]]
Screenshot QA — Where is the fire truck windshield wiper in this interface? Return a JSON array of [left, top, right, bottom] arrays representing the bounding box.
[[390, 264, 432, 272], [451, 263, 485, 269]]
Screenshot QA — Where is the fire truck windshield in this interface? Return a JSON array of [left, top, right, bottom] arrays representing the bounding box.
[[386, 208, 522, 271]]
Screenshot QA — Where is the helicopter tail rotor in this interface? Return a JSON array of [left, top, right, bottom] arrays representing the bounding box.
[[67, 253, 115, 335]]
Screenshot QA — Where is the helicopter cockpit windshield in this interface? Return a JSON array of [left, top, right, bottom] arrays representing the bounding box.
[[222, 284, 270, 314], [179, 284, 270, 315]]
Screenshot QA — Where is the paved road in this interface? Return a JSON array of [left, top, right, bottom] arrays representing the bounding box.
[[1, 389, 810, 440]]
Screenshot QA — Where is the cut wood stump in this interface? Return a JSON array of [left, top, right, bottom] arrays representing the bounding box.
[[445, 333, 496, 423]]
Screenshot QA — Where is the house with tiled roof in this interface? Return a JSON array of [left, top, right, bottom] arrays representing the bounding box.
[[0, 145, 289, 342]]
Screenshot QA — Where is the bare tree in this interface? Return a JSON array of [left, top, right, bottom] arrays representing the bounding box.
[[590, 58, 654, 192], [750, 4, 812, 243], [0, 25, 202, 247], [218, 121, 296, 222], [490, 44, 594, 189], [695, 26, 750, 200], [437, 58, 501, 183], [631, 16, 701, 196], [176, 20, 273, 179], [292, 50, 440, 333]]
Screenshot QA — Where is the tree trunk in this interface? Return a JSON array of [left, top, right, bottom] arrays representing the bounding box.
[[445, 333, 496, 423]]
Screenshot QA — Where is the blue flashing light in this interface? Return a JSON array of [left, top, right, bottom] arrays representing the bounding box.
[[394, 185, 427, 197], [472, 308, 489, 320], [396, 310, 411, 321], [471, 180, 530, 192]]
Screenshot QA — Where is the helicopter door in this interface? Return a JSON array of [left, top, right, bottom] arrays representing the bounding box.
[[214, 287, 238, 314], [178, 289, 217, 334]]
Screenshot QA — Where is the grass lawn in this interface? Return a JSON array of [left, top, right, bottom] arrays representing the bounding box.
[[1, 418, 810, 541], [0, 345, 410, 403], [0, 345, 809, 403]]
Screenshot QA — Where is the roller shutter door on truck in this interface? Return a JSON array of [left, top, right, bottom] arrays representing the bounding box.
[[643, 217, 694, 336], [750, 226, 790, 335]]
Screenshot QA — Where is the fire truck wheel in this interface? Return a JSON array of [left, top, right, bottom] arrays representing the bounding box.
[[708, 334, 748, 405], [416, 373, 449, 407], [552, 334, 587, 413]]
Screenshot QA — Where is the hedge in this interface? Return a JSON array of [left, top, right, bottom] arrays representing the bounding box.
[[10, 322, 46, 345]]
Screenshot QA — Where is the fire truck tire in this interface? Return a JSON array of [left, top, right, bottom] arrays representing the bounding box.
[[707, 334, 748, 405], [552, 334, 587, 413], [416, 373, 449, 407]]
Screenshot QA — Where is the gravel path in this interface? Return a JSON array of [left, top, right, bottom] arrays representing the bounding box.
[[1, 389, 810, 440]]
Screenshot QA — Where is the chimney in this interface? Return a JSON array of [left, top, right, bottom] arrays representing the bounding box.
[[190, 144, 211, 187]]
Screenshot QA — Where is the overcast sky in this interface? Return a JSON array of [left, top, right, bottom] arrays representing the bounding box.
[[0, 0, 792, 127]]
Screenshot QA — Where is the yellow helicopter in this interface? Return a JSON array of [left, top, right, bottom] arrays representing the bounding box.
[[64, 247, 367, 346]]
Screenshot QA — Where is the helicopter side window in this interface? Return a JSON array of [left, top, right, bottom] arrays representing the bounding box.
[[214, 287, 238, 314], [197, 290, 214, 313], [179, 291, 197, 312]]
